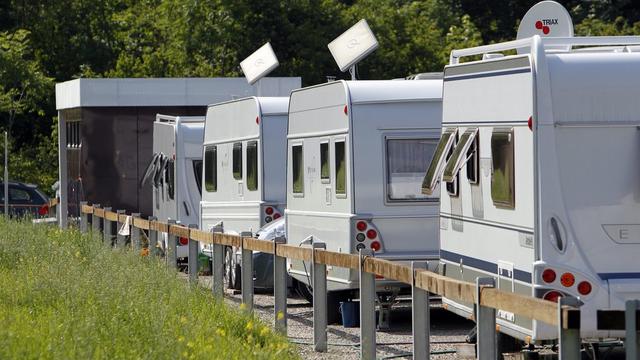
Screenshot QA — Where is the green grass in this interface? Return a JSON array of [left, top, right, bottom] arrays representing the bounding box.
[[0, 220, 298, 360]]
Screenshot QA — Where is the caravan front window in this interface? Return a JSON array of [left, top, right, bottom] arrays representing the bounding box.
[[247, 141, 258, 191], [491, 128, 515, 208], [204, 146, 217, 192], [233, 142, 242, 180], [292, 144, 304, 194], [386, 138, 438, 201], [335, 141, 346, 195], [421, 128, 457, 195]]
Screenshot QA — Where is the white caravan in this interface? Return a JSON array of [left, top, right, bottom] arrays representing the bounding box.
[[286, 80, 442, 299], [143, 115, 204, 263], [423, 35, 640, 341], [200, 97, 289, 289]]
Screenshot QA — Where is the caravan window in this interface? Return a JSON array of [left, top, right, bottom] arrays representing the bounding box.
[[442, 128, 478, 183], [292, 144, 304, 194], [467, 134, 479, 184], [166, 159, 175, 200], [491, 128, 515, 208], [386, 138, 438, 201], [320, 142, 330, 181], [204, 146, 217, 192], [233, 142, 242, 180], [421, 128, 457, 195], [335, 141, 346, 195], [193, 160, 203, 195], [246, 141, 258, 191]]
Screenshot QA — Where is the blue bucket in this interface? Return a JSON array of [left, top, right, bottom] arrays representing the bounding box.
[[339, 301, 360, 327]]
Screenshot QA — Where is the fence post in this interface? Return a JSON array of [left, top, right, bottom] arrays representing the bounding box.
[[311, 241, 327, 352], [91, 204, 101, 239], [79, 201, 88, 233], [476, 277, 497, 360], [360, 248, 376, 360], [166, 220, 178, 269], [558, 297, 581, 360], [273, 236, 287, 335], [211, 226, 225, 298], [412, 261, 430, 360], [148, 216, 158, 256], [241, 236, 254, 311], [188, 224, 198, 284], [626, 300, 640, 360], [116, 210, 126, 248], [131, 213, 141, 252], [103, 207, 112, 247]]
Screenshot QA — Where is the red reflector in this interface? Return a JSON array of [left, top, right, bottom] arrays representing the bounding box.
[[256, 116, 260, 125], [543, 290, 562, 303], [528, 116, 533, 131], [560, 273, 575, 287], [577, 281, 592, 295], [344, 105, 348, 116], [375, 275, 384, 280], [179, 237, 189, 246], [38, 204, 49, 216], [265, 206, 274, 215], [542, 268, 556, 283], [366, 229, 377, 239], [356, 221, 367, 232], [370, 241, 381, 252], [273, 213, 281, 220]]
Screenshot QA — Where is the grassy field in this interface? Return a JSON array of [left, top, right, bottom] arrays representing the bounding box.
[[0, 219, 298, 360]]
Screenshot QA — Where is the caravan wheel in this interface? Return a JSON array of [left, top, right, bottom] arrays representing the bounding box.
[[224, 246, 241, 290]]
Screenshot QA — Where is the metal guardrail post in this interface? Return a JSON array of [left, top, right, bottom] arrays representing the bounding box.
[[91, 204, 101, 239], [79, 201, 88, 233], [312, 242, 327, 352], [241, 237, 254, 311], [148, 216, 158, 256], [130, 213, 140, 251], [166, 220, 177, 269], [116, 210, 126, 248], [558, 297, 581, 360], [211, 226, 225, 298], [412, 261, 430, 360], [476, 277, 497, 360], [103, 207, 112, 247], [626, 300, 640, 360], [188, 224, 198, 283], [360, 248, 376, 360], [273, 236, 287, 334]]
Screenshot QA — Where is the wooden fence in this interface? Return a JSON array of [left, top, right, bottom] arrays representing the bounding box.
[[76, 202, 639, 360]]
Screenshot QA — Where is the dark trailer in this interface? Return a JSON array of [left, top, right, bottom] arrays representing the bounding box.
[[55, 78, 300, 227]]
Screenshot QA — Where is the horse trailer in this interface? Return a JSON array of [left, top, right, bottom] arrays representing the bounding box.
[[423, 35, 640, 341]]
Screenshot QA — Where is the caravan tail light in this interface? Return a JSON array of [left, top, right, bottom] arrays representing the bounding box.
[[179, 237, 189, 246], [353, 219, 383, 252], [543, 290, 562, 303], [38, 204, 49, 216], [356, 221, 367, 232], [265, 207, 274, 215], [256, 116, 260, 125], [262, 205, 281, 224], [273, 213, 281, 220], [366, 229, 377, 240], [560, 272, 575, 287], [370, 241, 381, 252], [577, 281, 592, 296], [542, 268, 556, 283], [343, 105, 348, 116]]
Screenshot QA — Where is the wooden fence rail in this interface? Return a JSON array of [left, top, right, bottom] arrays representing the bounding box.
[[75, 202, 639, 360]]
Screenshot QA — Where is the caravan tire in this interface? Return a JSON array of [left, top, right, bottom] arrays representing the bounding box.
[[224, 247, 242, 290]]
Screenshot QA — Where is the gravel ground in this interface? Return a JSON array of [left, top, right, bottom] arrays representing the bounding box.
[[196, 276, 475, 359]]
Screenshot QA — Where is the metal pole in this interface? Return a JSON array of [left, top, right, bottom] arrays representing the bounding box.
[[79, 201, 88, 233], [148, 216, 158, 256], [131, 213, 141, 252], [166, 220, 177, 269], [57, 112, 68, 228], [312, 242, 327, 352], [91, 204, 101, 239], [241, 237, 254, 310], [116, 210, 126, 248], [4, 131, 7, 218], [558, 297, 581, 360], [412, 261, 430, 360], [188, 224, 198, 283], [359, 248, 376, 360], [273, 236, 287, 334], [626, 300, 640, 360], [212, 245, 224, 299], [476, 277, 497, 360], [102, 207, 112, 247]]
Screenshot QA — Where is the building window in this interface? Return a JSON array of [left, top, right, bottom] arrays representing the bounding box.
[[335, 141, 346, 195], [491, 128, 515, 208], [246, 141, 258, 191], [386, 138, 438, 201], [233, 142, 243, 180], [320, 142, 330, 181], [204, 146, 217, 192], [292, 144, 304, 194], [422, 128, 457, 195]]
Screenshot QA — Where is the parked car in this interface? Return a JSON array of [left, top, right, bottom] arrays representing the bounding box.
[[0, 182, 50, 218]]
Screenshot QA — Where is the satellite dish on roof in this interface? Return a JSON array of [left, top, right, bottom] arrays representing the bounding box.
[[240, 42, 279, 85], [328, 19, 379, 79], [517, 1, 573, 54]]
